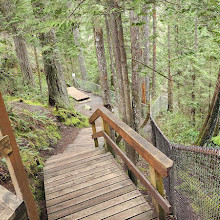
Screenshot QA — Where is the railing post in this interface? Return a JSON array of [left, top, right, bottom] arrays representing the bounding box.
[[91, 122, 99, 148], [101, 118, 115, 157], [149, 165, 166, 220]]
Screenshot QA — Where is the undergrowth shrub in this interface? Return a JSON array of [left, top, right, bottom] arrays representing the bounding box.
[[53, 107, 89, 127], [156, 111, 199, 145]]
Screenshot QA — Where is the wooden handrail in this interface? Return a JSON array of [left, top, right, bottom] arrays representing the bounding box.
[[89, 107, 173, 177]]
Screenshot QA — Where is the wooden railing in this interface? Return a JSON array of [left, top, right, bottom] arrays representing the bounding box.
[[0, 93, 39, 220], [89, 107, 173, 219]]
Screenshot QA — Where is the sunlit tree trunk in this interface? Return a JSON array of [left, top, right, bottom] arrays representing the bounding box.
[[33, 46, 42, 92], [93, 25, 112, 111]]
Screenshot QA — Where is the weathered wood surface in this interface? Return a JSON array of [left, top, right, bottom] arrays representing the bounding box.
[[67, 87, 89, 101], [0, 185, 28, 220], [89, 107, 173, 177], [0, 135, 12, 159], [44, 127, 153, 219]]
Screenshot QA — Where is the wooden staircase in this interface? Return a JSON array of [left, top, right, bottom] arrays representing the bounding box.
[[44, 127, 153, 219]]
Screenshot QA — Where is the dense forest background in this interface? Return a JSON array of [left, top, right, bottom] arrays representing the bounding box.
[[0, 0, 219, 217]]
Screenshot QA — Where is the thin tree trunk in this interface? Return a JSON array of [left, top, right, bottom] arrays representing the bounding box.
[[195, 68, 220, 146], [143, 6, 150, 103], [93, 25, 112, 111], [73, 27, 87, 81], [129, 9, 141, 184], [105, 15, 119, 107], [152, 1, 157, 97], [192, 16, 197, 124], [115, 3, 132, 125], [39, 30, 70, 108], [108, 0, 127, 122], [33, 46, 42, 92], [168, 25, 173, 112]]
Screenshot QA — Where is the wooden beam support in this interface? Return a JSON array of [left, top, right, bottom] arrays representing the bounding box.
[[0, 93, 39, 220], [91, 122, 99, 148], [0, 135, 12, 159]]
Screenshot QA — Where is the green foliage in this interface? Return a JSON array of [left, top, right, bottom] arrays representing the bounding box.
[[212, 135, 220, 146], [53, 107, 89, 128], [157, 111, 199, 145]]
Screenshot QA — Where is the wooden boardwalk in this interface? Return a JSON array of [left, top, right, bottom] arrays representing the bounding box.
[[44, 127, 153, 219]]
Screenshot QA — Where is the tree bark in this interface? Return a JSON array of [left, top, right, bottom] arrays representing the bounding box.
[[107, 0, 127, 122], [115, 2, 132, 126], [105, 15, 119, 107], [152, 1, 157, 97], [93, 25, 112, 111], [33, 46, 42, 92], [0, 0, 35, 86], [167, 25, 173, 112], [39, 30, 70, 108], [73, 27, 87, 81], [143, 6, 150, 103], [195, 68, 220, 146]]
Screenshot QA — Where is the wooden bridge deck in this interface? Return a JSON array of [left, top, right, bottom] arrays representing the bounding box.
[[44, 127, 153, 220]]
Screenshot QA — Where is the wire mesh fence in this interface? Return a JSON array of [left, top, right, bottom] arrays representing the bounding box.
[[151, 116, 220, 220]]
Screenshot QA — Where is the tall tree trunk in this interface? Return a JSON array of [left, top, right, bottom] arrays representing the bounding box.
[[0, 0, 35, 86], [39, 30, 70, 108], [105, 15, 119, 107], [33, 46, 42, 92], [167, 25, 173, 112], [93, 25, 112, 111], [115, 2, 132, 126], [191, 17, 197, 124], [195, 68, 220, 146], [143, 6, 150, 103], [152, 1, 157, 97], [107, 0, 127, 123], [73, 27, 87, 81], [129, 9, 141, 184]]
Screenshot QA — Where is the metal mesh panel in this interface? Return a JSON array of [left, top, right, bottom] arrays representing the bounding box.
[[151, 117, 220, 220]]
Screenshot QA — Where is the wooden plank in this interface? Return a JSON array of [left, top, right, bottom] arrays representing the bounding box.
[[45, 159, 116, 185], [0, 135, 12, 159], [46, 172, 126, 199], [129, 211, 153, 219], [0, 93, 39, 220], [45, 161, 118, 189], [67, 87, 89, 101], [47, 174, 127, 207], [44, 150, 103, 170], [81, 196, 149, 220], [89, 107, 173, 177], [46, 166, 121, 194], [44, 154, 112, 179], [44, 153, 111, 175], [104, 203, 152, 220], [62, 190, 143, 219], [102, 131, 171, 214], [48, 182, 135, 219]]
